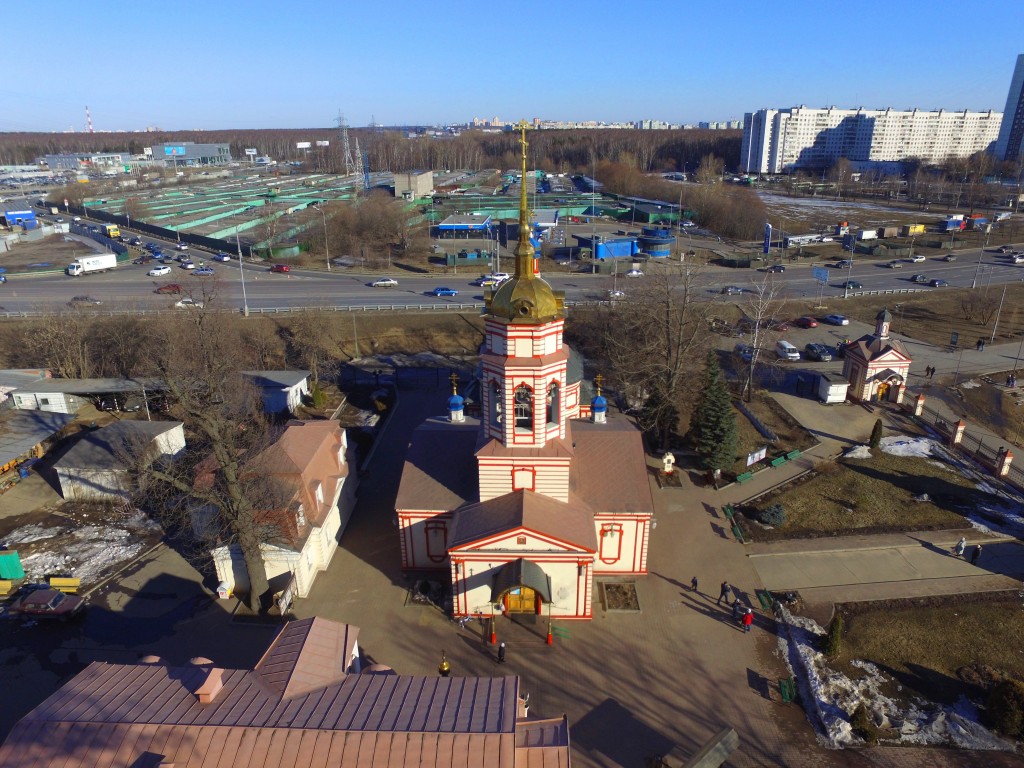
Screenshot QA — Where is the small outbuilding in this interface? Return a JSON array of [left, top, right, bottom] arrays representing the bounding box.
[[54, 420, 185, 501], [241, 370, 310, 415], [842, 309, 911, 403]]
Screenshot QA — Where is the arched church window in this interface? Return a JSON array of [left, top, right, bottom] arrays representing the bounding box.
[[491, 380, 502, 426], [514, 384, 533, 430], [546, 382, 560, 426]]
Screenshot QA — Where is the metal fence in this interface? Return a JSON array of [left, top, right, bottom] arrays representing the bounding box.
[[961, 430, 999, 463]]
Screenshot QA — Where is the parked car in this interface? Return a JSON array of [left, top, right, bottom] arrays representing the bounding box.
[[67, 295, 102, 306], [174, 298, 204, 309], [8, 588, 85, 621], [942, 253, 958, 262], [793, 316, 818, 328], [607, 289, 625, 300], [929, 279, 949, 287], [132, 255, 153, 265], [174, 242, 189, 251], [148, 265, 171, 277], [625, 268, 644, 278], [841, 280, 863, 290], [734, 343, 754, 362], [775, 340, 801, 361], [130, 237, 143, 246], [193, 266, 215, 276], [886, 260, 903, 268], [909, 254, 926, 263], [144, 242, 159, 251], [720, 285, 744, 295], [910, 274, 929, 283], [155, 283, 182, 294], [1013, 255, 1024, 264], [823, 313, 849, 326], [370, 278, 398, 288], [212, 252, 232, 262], [765, 264, 786, 273], [804, 343, 833, 362], [431, 287, 458, 297], [269, 264, 291, 273], [179, 260, 195, 270]]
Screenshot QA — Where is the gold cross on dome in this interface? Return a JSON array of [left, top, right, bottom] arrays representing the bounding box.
[[595, 373, 604, 396]]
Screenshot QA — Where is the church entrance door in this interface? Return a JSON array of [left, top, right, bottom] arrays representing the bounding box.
[[505, 586, 537, 613]]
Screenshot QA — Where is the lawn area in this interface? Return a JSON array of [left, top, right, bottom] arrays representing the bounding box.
[[740, 450, 987, 540], [731, 392, 816, 477], [835, 595, 1024, 706]]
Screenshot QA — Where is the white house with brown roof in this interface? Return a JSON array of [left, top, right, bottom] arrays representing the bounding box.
[[212, 420, 356, 599], [395, 127, 653, 622], [842, 309, 912, 403], [0, 617, 570, 767]]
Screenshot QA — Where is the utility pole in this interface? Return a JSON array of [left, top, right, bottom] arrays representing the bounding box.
[[991, 283, 1008, 344]]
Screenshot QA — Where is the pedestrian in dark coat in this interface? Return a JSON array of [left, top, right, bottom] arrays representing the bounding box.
[[742, 609, 754, 633], [717, 581, 730, 606], [691, 576, 699, 593], [971, 544, 983, 565], [497, 642, 506, 664], [732, 601, 743, 622]]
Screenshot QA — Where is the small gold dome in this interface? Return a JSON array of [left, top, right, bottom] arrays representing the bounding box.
[[488, 274, 565, 323]]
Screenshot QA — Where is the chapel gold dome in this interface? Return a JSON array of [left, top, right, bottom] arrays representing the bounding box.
[[488, 274, 564, 323]]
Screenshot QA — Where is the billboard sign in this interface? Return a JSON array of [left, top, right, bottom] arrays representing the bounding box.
[[164, 146, 186, 156], [296, 141, 312, 150], [316, 140, 330, 147], [747, 446, 768, 466], [812, 266, 829, 284], [244, 148, 258, 156], [763, 222, 771, 254]]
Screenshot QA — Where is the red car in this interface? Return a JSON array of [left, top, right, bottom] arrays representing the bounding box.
[[793, 316, 819, 329], [269, 264, 291, 273], [9, 588, 85, 621], [154, 283, 183, 295]]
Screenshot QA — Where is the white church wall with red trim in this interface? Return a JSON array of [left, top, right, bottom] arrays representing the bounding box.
[[397, 510, 452, 570], [592, 513, 651, 575]]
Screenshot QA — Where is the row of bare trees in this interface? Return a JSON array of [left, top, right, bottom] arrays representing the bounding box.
[[0, 126, 741, 176]]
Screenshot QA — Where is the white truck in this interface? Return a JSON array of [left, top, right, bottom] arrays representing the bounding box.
[[66, 253, 117, 276]]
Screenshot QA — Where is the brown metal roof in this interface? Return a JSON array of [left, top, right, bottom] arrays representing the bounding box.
[[254, 617, 358, 699], [395, 418, 480, 512], [0, 617, 565, 767], [570, 416, 654, 515], [448, 490, 598, 552], [846, 333, 910, 363]]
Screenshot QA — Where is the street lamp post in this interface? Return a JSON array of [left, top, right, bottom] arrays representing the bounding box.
[[314, 203, 331, 272], [844, 256, 854, 299], [235, 224, 249, 317]]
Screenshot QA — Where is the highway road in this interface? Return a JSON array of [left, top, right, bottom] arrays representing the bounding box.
[[2, 195, 1023, 315]]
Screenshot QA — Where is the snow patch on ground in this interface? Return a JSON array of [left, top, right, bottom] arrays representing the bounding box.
[[2, 510, 160, 586], [843, 445, 872, 459], [959, 379, 981, 389], [879, 435, 934, 458], [775, 606, 1013, 751]]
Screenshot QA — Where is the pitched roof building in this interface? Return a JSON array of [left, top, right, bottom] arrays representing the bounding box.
[[842, 309, 912, 403], [396, 123, 653, 621], [212, 420, 357, 599], [0, 617, 570, 767]]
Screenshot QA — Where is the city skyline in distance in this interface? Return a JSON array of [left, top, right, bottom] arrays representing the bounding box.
[[4, 0, 1023, 133]]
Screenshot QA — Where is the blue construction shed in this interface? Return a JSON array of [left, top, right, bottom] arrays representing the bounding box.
[[638, 227, 674, 258], [574, 234, 639, 260], [1, 210, 37, 229], [435, 214, 493, 239]]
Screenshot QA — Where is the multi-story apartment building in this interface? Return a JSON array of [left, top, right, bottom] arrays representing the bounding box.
[[995, 54, 1024, 164], [741, 106, 1002, 173]]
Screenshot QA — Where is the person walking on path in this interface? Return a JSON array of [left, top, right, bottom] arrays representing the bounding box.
[[691, 576, 699, 593], [497, 642, 506, 664], [742, 608, 754, 633], [971, 544, 983, 565], [954, 537, 967, 558], [718, 581, 731, 606], [732, 601, 744, 622]]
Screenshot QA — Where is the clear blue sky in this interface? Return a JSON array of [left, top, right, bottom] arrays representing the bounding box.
[[5, 0, 1023, 132]]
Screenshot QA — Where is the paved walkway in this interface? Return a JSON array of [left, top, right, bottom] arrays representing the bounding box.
[[295, 383, 1022, 767]]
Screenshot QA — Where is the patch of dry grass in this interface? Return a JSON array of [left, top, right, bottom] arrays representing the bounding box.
[[732, 393, 816, 475], [744, 452, 984, 540], [836, 596, 1024, 704]]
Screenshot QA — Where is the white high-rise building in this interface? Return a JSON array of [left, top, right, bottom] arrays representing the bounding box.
[[741, 106, 1002, 173], [994, 54, 1024, 163]]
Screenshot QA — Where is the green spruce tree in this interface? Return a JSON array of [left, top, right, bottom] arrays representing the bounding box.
[[869, 418, 883, 449], [692, 351, 737, 472]]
